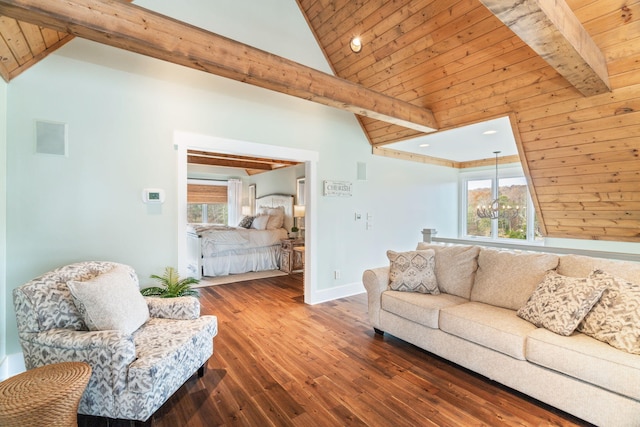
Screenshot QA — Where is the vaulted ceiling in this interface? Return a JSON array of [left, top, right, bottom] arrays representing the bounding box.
[[0, 0, 639, 242]]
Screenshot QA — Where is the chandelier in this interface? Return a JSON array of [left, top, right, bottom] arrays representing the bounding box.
[[476, 151, 519, 220]]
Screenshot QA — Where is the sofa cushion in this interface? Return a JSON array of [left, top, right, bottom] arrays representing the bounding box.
[[416, 243, 480, 299], [526, 328, 640, 401], [68, 265, 150, 335], [517, 271, 610, 336], [470, 249, 559, 310], [558, 254, 640, 284], [381, 290, 467, 329], [387, 249, 439, 294], [439, 302, 538, 360], [577, 270, 640, 354]]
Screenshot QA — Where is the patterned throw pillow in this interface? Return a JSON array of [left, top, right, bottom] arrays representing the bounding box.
[[387, 249, 439, 294], [577, 270, 640, 354], [517, 271, 610, 336], [237, 215, 255, 229]]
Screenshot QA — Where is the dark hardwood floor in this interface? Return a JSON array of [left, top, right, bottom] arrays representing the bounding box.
[[80, 273, 593, 427]]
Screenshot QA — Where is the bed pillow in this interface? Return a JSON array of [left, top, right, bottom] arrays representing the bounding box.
[[517, 271, 610, 336], [577, 270, 640, 354], [387, 249, 439, 294], [237, 215, 255, 229], [251, 214, 269, 230], [68, 265, 149, 335], [264, 207, 285, 229]]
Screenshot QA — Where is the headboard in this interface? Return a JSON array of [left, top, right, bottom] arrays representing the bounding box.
[[255, 194, 294, 231]]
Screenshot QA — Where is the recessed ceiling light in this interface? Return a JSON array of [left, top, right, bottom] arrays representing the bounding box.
[[350, 36, 362, 53], [418, 143, 430, 147], [483, 130, 497, 135]]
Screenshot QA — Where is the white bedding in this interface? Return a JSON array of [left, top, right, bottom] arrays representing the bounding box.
[[186, 194, 295, 278], [189, 223, 287, 257]]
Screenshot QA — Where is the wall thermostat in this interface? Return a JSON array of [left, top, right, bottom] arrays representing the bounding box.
[[142, 188, 165, 204]]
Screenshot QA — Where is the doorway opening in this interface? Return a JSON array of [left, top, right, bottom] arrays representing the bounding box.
[[175, 131, 319, 304]]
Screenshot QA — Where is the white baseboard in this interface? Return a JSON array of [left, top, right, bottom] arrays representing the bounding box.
[[309, 281, 365, 305], [0, 352, 25, 381]]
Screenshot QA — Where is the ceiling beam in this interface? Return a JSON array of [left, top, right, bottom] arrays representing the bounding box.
[[187, 155, 275, 170], [0, 0, 438, 133], [479, 0, 610, 97]]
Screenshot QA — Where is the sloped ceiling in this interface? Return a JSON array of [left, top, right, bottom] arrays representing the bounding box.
[[0, 0, 639, 242]]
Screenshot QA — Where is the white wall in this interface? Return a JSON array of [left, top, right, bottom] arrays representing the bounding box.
[[4, 38, 459, 356], [0, 80, 7, 372]]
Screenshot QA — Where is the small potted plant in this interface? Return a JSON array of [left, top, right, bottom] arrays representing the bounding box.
[[290, 226, 299, 238], [141, 266, 199, 298]]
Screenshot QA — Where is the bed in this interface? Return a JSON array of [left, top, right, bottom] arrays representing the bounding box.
[[186, 194, 294, 278]]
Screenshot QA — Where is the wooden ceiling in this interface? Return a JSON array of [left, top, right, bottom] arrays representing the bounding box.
[[0, 0, 639, 242], [187, 150, 301, 175]]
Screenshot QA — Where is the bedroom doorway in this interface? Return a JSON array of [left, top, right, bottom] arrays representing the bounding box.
[[175, 131, 319, 304]]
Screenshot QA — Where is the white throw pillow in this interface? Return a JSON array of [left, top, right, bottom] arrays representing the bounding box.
[[251, 214, 269, 230], [68, 264, 149, 335]]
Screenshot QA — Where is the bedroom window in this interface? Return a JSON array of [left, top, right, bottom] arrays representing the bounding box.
[[187, 179, 228, 224], [462, 170, 543, 243]]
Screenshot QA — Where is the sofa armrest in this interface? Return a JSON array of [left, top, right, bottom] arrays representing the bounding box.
[[19, 328, 136, 369], [362, 266, 390, 329], [145, 296, 200, 320]]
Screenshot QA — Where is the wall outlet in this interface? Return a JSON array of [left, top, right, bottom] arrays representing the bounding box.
[[334, 270, 341, 279]]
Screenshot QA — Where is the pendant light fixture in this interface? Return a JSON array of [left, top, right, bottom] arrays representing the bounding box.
[[476, 151, 519, 220]]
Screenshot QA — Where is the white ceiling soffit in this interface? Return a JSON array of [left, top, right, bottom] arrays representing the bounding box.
[[385, 116, 518, 162]]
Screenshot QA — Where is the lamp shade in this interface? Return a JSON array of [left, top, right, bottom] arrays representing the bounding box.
[[293, 205, 306, 218], [241, 205, 251, 216]]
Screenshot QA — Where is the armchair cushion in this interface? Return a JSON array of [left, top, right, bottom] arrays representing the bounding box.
[[145, 296, 200, 320], [68, 265, 149, 335]]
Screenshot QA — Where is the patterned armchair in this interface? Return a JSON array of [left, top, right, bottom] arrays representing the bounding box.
[[13, 261, 218, 424]]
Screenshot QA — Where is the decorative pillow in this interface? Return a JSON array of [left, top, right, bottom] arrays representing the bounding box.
[[264, 207, 285, 229], [387, 249, 439, 294], [577, 270, 640, 354], [237, 215, 255, 229], [250, 214, 269, 230], [68, 265, 149, 335], [517, 271, 610, 336]]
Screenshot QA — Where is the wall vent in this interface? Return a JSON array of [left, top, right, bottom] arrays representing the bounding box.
[[35, 120, 67, 156]]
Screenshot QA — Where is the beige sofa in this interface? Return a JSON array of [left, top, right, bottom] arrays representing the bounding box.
[[363, 243, 640, 427]]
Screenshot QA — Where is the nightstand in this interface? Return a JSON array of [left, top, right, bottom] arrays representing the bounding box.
[[281, 238, 304, 273]]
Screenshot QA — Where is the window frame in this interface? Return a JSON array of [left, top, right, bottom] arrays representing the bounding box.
[[459, 166, 542, 244]]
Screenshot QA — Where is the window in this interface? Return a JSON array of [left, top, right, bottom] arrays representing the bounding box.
[[462, 169, 543, 243], [187, 180, 228, 224]]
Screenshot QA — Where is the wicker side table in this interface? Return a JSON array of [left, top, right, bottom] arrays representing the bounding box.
[[0, 361, 92, 427]]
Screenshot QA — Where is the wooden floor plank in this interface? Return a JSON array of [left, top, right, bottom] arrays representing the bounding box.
[[79, 273, 592, 427]]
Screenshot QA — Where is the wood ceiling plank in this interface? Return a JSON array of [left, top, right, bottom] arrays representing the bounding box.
[[187, 156, 275, 170], [544, 210, 640, 221], [0, 0, 438, 133], [536, 181, 640, 196], [544, 218, 640, 229], [520, 111, 640, 145], [567, 0, 638, 27], [39, 26, 60, 48], [543, 225, 640, 242], [534, 170, 640, 187], [526, 137, 640, 162], [0, 16, 32, 65], [530, 159, 640, 180], [17, 20, 44, 52], [541, 201, 640, 211], [327, 0, 439, 70], [479, 0, 610, 96], [0, 31, 18, 80], [344, 2, 485, 84]]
